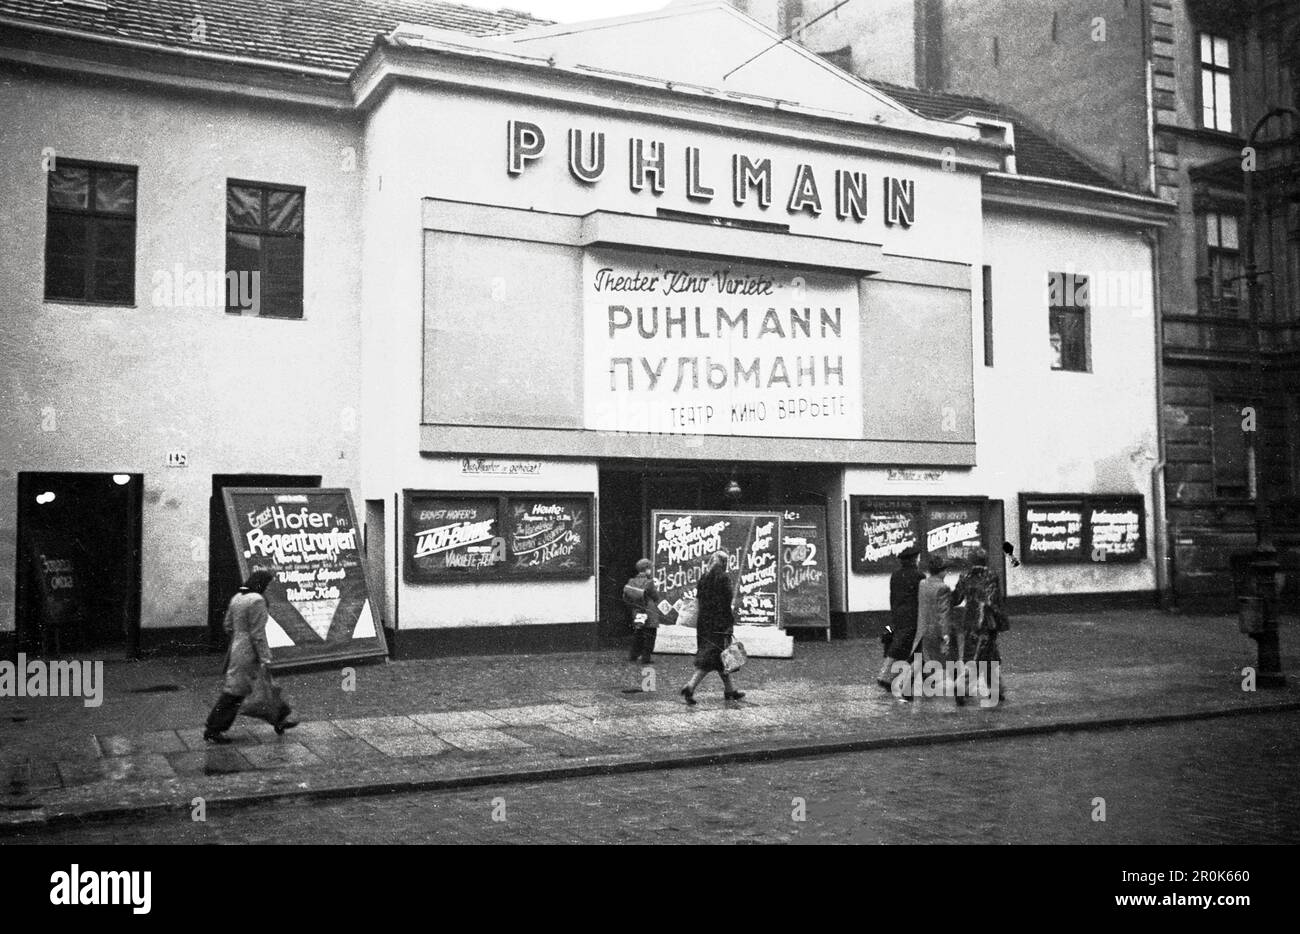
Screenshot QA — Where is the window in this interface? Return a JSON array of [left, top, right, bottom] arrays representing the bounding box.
[[226, 181, 304, 318], [1205, 211, 1241, 313], [982, 265, 994, 366], [1048, 272, 1088, 372], [1212, 398, 1251, 499], [1199, 32, 1233, 132], [44, 161, 137, 303]]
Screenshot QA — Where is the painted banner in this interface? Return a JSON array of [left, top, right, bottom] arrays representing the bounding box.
[[405, 495, 505, 580], [223, 488, 386, 668], [583, 249, 861, 439], [652, 511, 781, 627], [505, 497, 593, 576], [779, 506, 830, 629]]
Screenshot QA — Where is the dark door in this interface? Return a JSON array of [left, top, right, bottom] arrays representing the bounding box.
[[14, 472, 142, 655], [208, 474, 319, 648]]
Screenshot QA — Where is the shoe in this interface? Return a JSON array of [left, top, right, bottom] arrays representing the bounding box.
[[897, 694, 913, 704], [724, 690, 745, 701], [876, 679, 893, 690], [680, 686, 696, 706], [203, 731, 232, 745], [273, 718, 299, 735]]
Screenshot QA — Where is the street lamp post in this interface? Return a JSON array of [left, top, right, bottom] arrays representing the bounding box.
[[1240, 106, 1298, 689]]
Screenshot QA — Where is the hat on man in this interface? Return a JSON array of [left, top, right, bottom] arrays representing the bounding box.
[[898, 546, 920, 560]]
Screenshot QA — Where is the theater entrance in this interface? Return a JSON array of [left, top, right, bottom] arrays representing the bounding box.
[[596, 463, 838, 644], [13, 471, 143, 655]]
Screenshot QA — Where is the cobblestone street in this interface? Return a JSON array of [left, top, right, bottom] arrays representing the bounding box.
[[11, 709, 1297, 844]]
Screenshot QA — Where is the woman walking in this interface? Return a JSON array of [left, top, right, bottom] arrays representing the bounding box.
[[203, 569, 297, 743], [681, 551, 744, 705]]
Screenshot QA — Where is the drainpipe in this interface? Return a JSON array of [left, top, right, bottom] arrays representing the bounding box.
[[1144, 226, 1172, 609]]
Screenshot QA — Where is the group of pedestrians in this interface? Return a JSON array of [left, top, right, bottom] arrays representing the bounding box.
[[878, 546, 1008, 704]]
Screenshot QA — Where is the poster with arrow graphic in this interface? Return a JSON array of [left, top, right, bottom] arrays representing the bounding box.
[[222, 488, 387, 668]]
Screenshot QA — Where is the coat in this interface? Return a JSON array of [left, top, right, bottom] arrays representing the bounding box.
[[911, 575, 955, 663], [222, 590, 273, 697], [693, 566, 734, 672], [886, 565, 924, 661], [624, 570, 662, 628]]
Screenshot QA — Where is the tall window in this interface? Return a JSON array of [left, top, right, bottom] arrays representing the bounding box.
[[1205, 211, 1241, 313], [44, 161, 137, 303], [1199, 32, 1233, 132], [1212, 397, 1251, 499], [1048, 272, 1089, 372], [226, 181, 304, 319], [982, 265, 994, 367]]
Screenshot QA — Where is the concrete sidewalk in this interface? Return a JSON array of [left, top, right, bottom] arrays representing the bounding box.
[[2, 610, 1298, 832]]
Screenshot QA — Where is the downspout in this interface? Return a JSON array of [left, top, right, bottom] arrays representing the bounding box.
[[1145, 226, 1172, 609]]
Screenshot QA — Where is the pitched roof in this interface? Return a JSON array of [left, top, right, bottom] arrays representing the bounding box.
[[865, 80, 1127, 192], [0, 0, 551, 73]]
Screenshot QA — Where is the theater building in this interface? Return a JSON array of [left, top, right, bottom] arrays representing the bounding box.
[[0, 1, 1172, 657]]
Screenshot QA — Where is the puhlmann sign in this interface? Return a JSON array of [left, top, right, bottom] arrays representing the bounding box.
[[506, 119, 919, 226]]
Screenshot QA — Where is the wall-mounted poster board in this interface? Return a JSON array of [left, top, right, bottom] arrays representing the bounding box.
[[779, 506, 831, 630], [404, 491, 593, 582], [850, 499, 924, 572], [222, 488, 387, 668], [850, 496, 989, 572], [1019, 493, 1146, 564], [651, 511, 781, 627]]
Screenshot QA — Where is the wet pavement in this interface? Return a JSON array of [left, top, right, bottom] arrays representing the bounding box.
[[1, 609, 1297, 832]]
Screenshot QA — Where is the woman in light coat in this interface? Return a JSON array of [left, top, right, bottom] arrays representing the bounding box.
[[203, 569, 296, 743]]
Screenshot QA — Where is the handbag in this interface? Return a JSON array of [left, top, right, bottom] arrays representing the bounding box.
[[240, 665, 286, 724], [622, 582, 646, 605], [675, 596, 698, 628], [721, 637, 747, 673]]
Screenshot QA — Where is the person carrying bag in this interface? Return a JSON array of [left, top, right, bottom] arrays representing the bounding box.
[[623, 558, 662, 665]]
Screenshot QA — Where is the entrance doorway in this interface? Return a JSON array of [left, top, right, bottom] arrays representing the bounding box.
[[208, 473, 320, 648], [13, 472, 143, 655], [596, 463, 836, 644]]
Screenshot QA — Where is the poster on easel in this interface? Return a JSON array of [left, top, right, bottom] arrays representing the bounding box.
[[223, 487, 387, 668], [778, 506, 831, 631], [651, 511, 781, 627]]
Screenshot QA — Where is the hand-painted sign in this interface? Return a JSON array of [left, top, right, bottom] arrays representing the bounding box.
[[405, 496, 505, 579], [223, 488, 386, 668], [505, 497, 592, 575], [404, 491, 594, 581], [583, 249, 861, 440], [1018, 494, 1145, 564], [925, 501, 984, 565], [851, 499, 924, 572], [779, 506, 830, 629], [652, 511, 781, 627]]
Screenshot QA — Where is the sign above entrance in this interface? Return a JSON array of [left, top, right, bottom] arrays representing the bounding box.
[[506, 120, 918, 227], [583, 249, 862, 440], [222, 488, 387, 668]]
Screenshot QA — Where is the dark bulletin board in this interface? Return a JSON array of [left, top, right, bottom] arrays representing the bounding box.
[[404, 491, 594, 582], [850, 496, 990, 573], [1018, 493, 1146, 564]]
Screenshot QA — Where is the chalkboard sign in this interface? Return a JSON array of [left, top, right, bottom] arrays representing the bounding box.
[[1087, 496, 1145, 563], [405, 495, 504, 580], [851, 499, 924, 572], [1018, 493, 1145, 564], [505, 497, 592, 576], [652, 511, 781, 627], [779, 506, 830, 629], [404, 491, 594, 581], [1019, 496, 1086, 563], [925, 501, 984, 565], [224, 488, 387, 668]]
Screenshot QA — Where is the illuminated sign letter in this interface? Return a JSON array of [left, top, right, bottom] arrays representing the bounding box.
[[629, 138, 666, 194], [835, 170, 868, 221], [787, 163, 823, 216], [883, 176, 915, 227], [685, 146, 715, 202], [568, 128, 606, 184]]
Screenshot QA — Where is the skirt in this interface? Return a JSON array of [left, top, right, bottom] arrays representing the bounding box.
[[694, 634, 726, 672]]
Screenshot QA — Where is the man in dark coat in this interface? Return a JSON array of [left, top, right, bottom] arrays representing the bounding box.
[[878, 546, 923, 692], [681, 551, 744, 704]]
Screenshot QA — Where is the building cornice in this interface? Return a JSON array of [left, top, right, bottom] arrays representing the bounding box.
[[982, 172, 1176, 227]]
